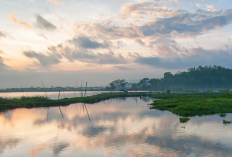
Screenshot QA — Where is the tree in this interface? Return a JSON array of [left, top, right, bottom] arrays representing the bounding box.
[[109, 79, 127, 90], [139, 78, 150, 89], [106, 65, 232, 91]]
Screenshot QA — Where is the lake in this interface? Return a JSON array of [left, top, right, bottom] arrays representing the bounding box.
[[0, 97, 232, 157], [0, 91, 108, 99], [0, 91, 152, 99]]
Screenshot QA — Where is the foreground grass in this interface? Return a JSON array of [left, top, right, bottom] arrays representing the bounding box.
[[0, 92, 149, 112], [150, 93, 232, 117]]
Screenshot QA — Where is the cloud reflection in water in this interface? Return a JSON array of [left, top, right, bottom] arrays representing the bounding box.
[[0, 97, 232, 157]]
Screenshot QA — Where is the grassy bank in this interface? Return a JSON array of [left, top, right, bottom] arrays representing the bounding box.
[[0, 92, 150, 112], [150, 93, 232, 117]]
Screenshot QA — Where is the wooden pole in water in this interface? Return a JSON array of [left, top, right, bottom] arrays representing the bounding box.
[[81, 81, 83, 97], [63, 88, 65, 98], [84, 104, 91, 122], [84, 82, 87, 97], [74, 85, 75, 97], [41, 80, 47, 98], [59, 106, 64, 119], [41, 80, 49, 120], [74, 82, 78, 97], [58, 89, 61, 100], [58, 89, 64, 118]]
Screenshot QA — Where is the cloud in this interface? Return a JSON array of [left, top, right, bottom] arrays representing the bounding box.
[[133, 30, 232, 70], [51, 142, 69, 156], [24, 42, 128, 67], [70, 36, 110, 49], [114, 66, 132, 70], [145, 134, 232, 156], [135, 39, 145, 47], [9, 13, 31, 29], [30, 144, 47, 157], [82, 126, 109, 137], [0, 31, 6, 39], [14, 2, 232, 73], [0, 138, 21, 154], [65, 50, 127, 65], [121, 2, 177, 16], [140, 10, 232, 37], [115, 1, 178, 26], [23, 50, 61, 66], [46, 0, 63, 6], [0, 50, 4, 54], [207, 5, 214, 10], [36, 15, 56, 30], [37, 33, 48, 40], [136, 47, 232, 69], [74, 7, 232, 41], [0, 56, 8, 70], [23, 33, 129, 67], [73, 22, 143, 40]]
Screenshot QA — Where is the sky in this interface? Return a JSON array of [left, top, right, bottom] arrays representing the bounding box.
[[0, 0, 232, 88]]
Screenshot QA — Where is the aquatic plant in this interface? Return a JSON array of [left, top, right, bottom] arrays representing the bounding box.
[[223, 119, 232, 125], [150, 93, 232, 117]]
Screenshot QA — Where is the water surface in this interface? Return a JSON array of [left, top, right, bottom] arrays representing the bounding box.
[[0, 91, 152, 99], [0, 91, 106, 99], [1, 97, 232, 157]]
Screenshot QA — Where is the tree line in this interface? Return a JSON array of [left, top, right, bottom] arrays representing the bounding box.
[[106, 65, 232, 91]]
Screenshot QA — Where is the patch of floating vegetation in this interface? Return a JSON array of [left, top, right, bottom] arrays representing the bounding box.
[[179, 117, 190, 123], [223, 119, 232, 125], [0, 92, 150, 112], [150, 93, 232, 117]]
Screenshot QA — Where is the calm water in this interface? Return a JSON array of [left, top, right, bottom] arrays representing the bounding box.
[[0, 91, 108, 99], [0, 91, 152, 100], [1, 97, 232, 157]]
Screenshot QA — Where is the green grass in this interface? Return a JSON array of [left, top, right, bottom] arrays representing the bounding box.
[[179, 117, 190, 123], [150, 93, 232, 117], [0, 92, 150, 112]]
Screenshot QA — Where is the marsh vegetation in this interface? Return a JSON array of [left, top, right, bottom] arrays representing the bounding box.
[[2, 91, 232, 124], [150, 93, 232, 117], [0, 92, 150, 112]]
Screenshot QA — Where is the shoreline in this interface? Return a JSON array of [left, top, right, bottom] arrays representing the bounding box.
[[0, 92, 150, 112], [2, 92, 232, 119]]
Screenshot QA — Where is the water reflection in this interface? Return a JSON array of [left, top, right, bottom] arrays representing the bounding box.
[[0, 97, 232, 157], [0, 91, 151, 100], [0, 91, 108, 99]]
